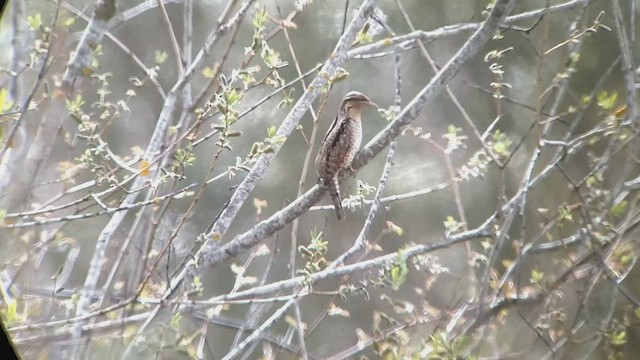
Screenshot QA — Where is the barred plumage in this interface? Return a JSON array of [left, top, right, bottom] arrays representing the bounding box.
[[315, 91, 377, 220]]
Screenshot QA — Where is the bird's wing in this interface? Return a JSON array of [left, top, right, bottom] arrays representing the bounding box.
[[321, 115, 340, 145], [316, 116, 355, 179], [316, 115, 340, 171]]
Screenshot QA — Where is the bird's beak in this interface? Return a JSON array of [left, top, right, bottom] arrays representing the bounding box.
[[363, 100, 378, 108]]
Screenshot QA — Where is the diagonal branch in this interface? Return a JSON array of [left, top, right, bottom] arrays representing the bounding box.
[[192, 0, 516, 273], [197, 0, 380, 267], [124, 1, 379, 351], [76, 0, 256, 342], [348, 0, 586, 58], [211, 218, 494, 302]]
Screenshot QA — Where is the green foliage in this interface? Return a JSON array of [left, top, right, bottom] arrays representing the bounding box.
[[27, 13, 43, 31], [458, 149, 492, 180], [609, 243, 635, 277], [443, 216, 464, 235], [66, 94, 85, 123], [155, 50, 168, 64], [90, 44, 103, 73], [245, 125, 288, 158], [424, 332, 473, 360], [605, 325, 627, 347], [277, 88, 296, 109], [342, 180, 376, 210], [389, 253, 408, 291], [1, 283, 25, 327], [0, 88, 14, 113], [297, 229, 328, 285], [557, 203, 574, 227], [0, 298, 25, 327], [252, 8, 267, 32], [354, 22, 373, 45], [261, 42, 287, 70], [191, 276, 203, 294], [213, 84, 243, 125], [236, 65, 261, 89], [488, 129, 512, 158], [483, 46, 513, 62], [230, 263, 257, 290], [484, 40, 512, 100], [202, 66, 216, 78], [250, 8, 268, 52], [259, 41, 287, 87], [385, 221, 404, 237], [610, 200, 628, 218], [26, 12, 54, 70], [265, 126, 285, 145], [597, 91, 618, 111], [60, 16, 75, 28], [173, 147, 196, 169], [378, 105, 400, 121], [443, 125, 467, 153], [226, 156, 254, 180], [375, 328, 475, 360], [529, 268, 544, 288]]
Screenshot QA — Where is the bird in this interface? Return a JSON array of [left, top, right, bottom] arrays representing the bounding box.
[[315, 91, 377, 220]]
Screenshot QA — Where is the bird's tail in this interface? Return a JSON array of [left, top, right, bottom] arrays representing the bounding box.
[[327, 177, 344, 220]]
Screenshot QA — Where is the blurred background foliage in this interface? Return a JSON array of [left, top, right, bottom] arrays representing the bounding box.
[[2, 0, 640, 359]]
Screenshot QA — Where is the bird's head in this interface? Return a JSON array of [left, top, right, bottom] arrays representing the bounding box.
[[341, 91, 377, 117]]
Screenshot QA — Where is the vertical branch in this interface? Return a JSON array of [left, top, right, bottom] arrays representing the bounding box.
[[124, 2, 379, 354], [156, 0, 185, 78], [612, 0, 637, 129], [276, 3, 324, 356], [328, 46, 402, 269], [74, 0, 254, 342], [0, 0, 65, 208], [352, 0, 516, 169], [9, 0, 25, 102], [0, 0, 26, 193]]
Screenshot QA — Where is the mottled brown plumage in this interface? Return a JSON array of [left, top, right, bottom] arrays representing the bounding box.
[[315, 91, 377, 220]]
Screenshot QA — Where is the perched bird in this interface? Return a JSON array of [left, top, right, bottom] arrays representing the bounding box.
[[315, 91, 377, 220]]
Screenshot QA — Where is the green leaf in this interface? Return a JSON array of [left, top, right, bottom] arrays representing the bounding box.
[[27, 14, 42, 31], [155, 50, 168, 64], [65, 95, 85, 113], [0, 88, 13, 112], [202, 66, 216, 79], [386, 221, 404, 236], [597, 91, 618, 110], [252, 8, 268, 30], [354, 23, 373, 45], [608, 329, 627, 346], [610, 200, 628, 218], [390, 254, 408, 291], [61, 17, 75, 27], [267, 126, 276, 138], [530, 268, 544, 285], [227, 88, 241, 105]]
